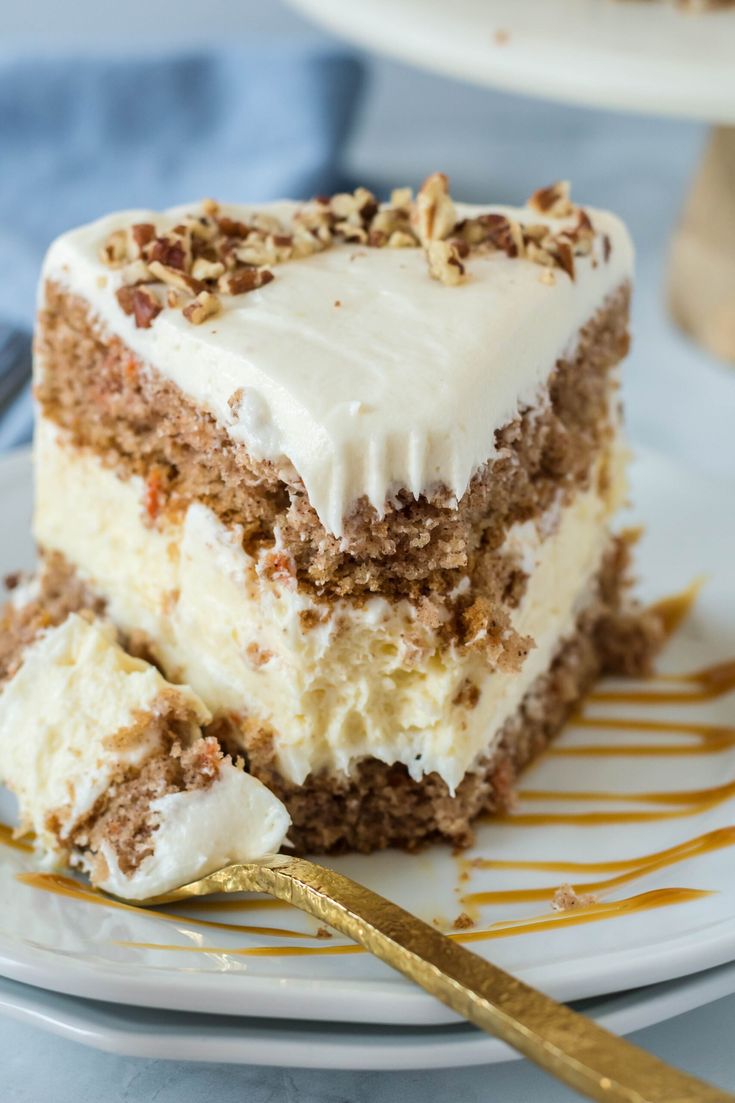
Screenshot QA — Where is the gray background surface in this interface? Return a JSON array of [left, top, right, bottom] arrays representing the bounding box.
[[2, 0, 734, 1098]]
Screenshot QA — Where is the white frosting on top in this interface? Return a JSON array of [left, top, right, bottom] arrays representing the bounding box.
[[41, 199, 633, 535]]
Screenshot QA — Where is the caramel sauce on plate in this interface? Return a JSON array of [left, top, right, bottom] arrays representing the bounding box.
[[115, 889, 710, 958], [551, 717, 735, 758], [0, 822, 30, 853], [16, 872, 310, 939], [463, 826, 734, 906]]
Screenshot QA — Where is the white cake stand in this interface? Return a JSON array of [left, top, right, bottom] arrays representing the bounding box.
[[290, 0, 735, 361]]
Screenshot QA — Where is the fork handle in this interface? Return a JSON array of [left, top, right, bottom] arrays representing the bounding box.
[[177, 856, 732, 1103]]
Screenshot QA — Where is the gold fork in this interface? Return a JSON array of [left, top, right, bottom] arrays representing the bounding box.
[[140, 853, 733, 1102]]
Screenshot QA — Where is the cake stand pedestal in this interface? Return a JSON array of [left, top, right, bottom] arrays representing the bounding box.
[[668, 127, 735, 362], [289, 0, 735, 362]]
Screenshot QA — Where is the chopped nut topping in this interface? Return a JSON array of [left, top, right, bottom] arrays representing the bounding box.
[[105, 175, 605, 328], [218, 268, 274, 295], [528, 180, 574, 218], [100, 229, 128, 267], [128, 223, 156, 258], [115, 285, 162, 329], [148, 260, 203, 294], [120, 259, 153, 286], [426, 240, 466, 286], [191, 257, 225, 282], [387, 229, 416, 249], [390, 186, 413, 211], [182, 290, 221, 325], [411, 172, 456, 245]]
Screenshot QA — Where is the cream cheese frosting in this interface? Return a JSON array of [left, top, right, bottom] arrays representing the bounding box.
[[40, 198, 633, 536]]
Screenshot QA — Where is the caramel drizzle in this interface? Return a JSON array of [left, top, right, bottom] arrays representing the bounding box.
[[115, 889, 709, 957], [549, 717, 735, 758], [16, 872, 311, 939], [463, 825, 735, 906], [0, 822, 31, 853], [590, 659, 735, 706], [647, 578, 704, 640], [503, 774, 735, 827]]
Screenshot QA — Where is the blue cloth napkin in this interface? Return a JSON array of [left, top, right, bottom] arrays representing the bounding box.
[[0, 44, 365, 451]]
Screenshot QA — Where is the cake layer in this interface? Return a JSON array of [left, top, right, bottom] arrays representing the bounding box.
[[39, 189, 633, 537], [34, 417, 627, 793], [0, 613, 290, 898], [36, 280, 629, 601]]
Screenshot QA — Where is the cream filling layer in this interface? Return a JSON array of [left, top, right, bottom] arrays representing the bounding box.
[[34, 419, 626, 792], [40, 198, 633, 536]]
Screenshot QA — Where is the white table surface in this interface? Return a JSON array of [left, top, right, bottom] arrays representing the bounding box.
[[3, 2, 735, 1098]]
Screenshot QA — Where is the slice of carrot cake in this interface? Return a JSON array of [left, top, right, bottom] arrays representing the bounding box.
[[4, 173, 660, 859]]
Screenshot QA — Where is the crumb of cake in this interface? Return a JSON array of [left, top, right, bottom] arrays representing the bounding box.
[[315, 926, 333, 939], [245, 642, 273, 669], [452, 679, 480, 709], [551, 883, 599, 911], [452, 911, 475, 931]]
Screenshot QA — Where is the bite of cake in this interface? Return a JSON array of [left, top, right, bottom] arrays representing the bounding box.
[[0, 609, 290, 899], [0, 172, 661, 879]]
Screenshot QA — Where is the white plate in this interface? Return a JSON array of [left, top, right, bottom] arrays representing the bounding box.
[[290, 0, 735, 123], [1, 447, 735, 1026], [1, 962, 735, 1070]]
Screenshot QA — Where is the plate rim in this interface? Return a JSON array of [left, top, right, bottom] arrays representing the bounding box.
[[2, 960, 735, 1070]]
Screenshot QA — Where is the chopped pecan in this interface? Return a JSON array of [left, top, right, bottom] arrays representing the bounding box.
[[128, 223, 156, 257], [218, 268, 274, 295], [412, 172, 456, 245], [115, 285, 162, 328], [191, 257, 225, 281], [148, 260, 204, 294], [426, 240, 466, 286], [528, 180, 574, 218], [99, 229, 128, 267], [148, 235, 188, 271], [182, 290, 221, 324]]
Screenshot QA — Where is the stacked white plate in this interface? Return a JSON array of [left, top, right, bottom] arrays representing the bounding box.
[[1, 447, 734, 1069]]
